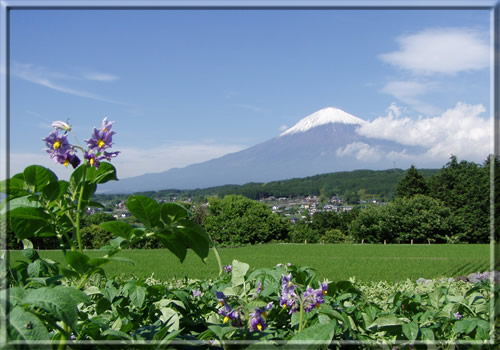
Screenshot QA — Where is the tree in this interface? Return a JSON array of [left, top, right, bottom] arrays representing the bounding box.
[[396, 165, 428, 198], [203, 195, 291, 246], [427, 156, 490, 243], [349, 195, 461, 243]]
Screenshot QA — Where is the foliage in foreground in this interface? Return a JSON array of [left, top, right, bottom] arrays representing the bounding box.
[[2, 251, 497, 349]]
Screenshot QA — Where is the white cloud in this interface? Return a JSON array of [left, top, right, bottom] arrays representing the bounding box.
[[380, 80, 440, 115], [6, 142, 247, 181], [12, 62, 128, 105], [336, 142, 383, 162], [84, 72, 119, 81], [379, 27, 489, 75], [357, 102, 491, 163]]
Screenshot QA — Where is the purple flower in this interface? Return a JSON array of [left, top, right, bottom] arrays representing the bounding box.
[[265, 302, 274, 311], [256, 281, 263, 295], [55, 150, 81, 169], [43, 130, 70, 158], [84, 151, 101, 169], [223, 265, 232, 273], [303, 285, 326, 312], [192, 289, 201, 298], [454, 312, 463, 320], [85, 117, 115, 151], [249, 308, 268, 332], [279, 274, 299, 313], [218, 305, 239, 323]]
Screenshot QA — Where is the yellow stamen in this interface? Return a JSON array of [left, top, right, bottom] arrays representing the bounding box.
[[282, 303, 287, 309], [315, 303, 321, 309], [323, 291, 327, 295], [98, 139, 105, 148], [64, 159, 69, 167], [257, 323, 263, 331], [262, 312, 268, 318], [219, 301, 224, 306], [223, 316, 229, 323], [89, 158, 94, 166], [53, 141, 61, 150]]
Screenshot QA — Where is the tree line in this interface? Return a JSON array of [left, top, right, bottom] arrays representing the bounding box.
[[5, 155, 496, 249]]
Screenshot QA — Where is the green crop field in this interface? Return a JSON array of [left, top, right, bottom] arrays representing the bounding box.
[[7, 243, 490, 282]]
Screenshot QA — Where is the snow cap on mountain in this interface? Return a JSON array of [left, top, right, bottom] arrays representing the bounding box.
[[280, 107, 366, 137]]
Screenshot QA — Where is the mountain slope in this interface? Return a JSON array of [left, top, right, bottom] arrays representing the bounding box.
[[101, 107, 423, 193]]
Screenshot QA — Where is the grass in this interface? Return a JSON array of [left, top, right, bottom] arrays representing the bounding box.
[[7, 243, 490, 282]]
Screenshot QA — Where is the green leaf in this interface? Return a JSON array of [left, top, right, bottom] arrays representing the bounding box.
[[231, 260, 250, 288], [8, 306, 51, 341], [0, 173, 27, 196], [23, 165, 57, 192], [285, 321, 336, 350], [368, 315, 404, 330], [69, 165, 86, 195], [100, 221, 133, 240], [123, 281, 146, 309], [87, 162, 118, 184], [161, 202, 189, 224], [127, 195, 160, 229], [9, 207, 51, 240], [155, 229, 187, 262], [420, 327, 435, 341], [402, 321, 419, 341], [65, 251, 91, 274], [172, 219, 210, 260], [41, 181, 61, 202], [453, 319, 477, 334], [22, 286, 89, 330]]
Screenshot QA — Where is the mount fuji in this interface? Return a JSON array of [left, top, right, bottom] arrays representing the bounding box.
[[101, 107, 423, 193]]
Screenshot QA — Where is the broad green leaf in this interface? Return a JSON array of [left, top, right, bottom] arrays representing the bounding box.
[[368, 315, 404, 330], [41, 181, 60, 202], [23, 165, 57, 192], [0, 174, 27, 196], [86, 162, 118, 184], [285, 321, 336, 350], [453, 319, 477, 334], [66, 251, 91, 274], [127, 195, 160, 229], [27, 260, 42, 277], [23, 286, 89, 330], [100, 221, 133, 240], [9, 207, 51, 240], [8, 306, 50, 341], [402, 321, 419, 341], [0, 195, 40, 216], [155, 229, 187, 262], [231, 260, 250, 287], [173, 219, 210, 260], [22, 247, 38, 261], [420, 327, 435, 341], [158, 307, 180, 331], [69, 165, 86, 195], [161, 202, 189, 224], [123, 281, 146, 309]]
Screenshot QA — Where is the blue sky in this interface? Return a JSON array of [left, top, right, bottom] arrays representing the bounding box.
[[8, 7, 493, 180]]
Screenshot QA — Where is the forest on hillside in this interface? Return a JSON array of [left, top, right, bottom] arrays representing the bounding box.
[[94, 168, 440, 203]]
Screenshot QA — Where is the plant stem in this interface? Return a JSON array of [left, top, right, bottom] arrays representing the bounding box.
[[212, 245, 223, 276], [298, 300, 304, 332], [75, 166, 87, 253]]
